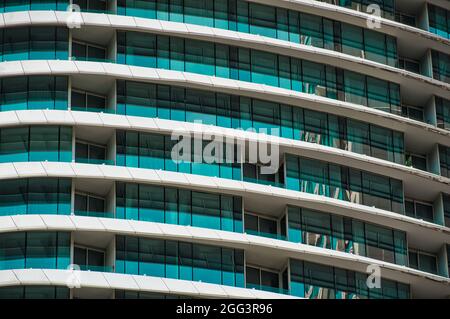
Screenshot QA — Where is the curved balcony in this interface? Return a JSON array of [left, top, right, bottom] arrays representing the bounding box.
[[0, 162, 447, 251], [0, 268, 294, 299], [0, 215, 448, 298]]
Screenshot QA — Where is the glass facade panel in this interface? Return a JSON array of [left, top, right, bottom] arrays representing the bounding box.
[[428, 4, 450, 40], [0, 126, 72, 163], [286, 206, 407, 265], [0, 178, 71, 216], [245, 266, 283, 293], [443, 194, 450, 228], [0, 231, 70, 270], [116, 182, 243, 232], [0, 27, 68, 62], [432, 50, 450, 84], [117, 31, 401, 115], [0, 0, 69, 11], [115, 290, 190, 299], [116, 0, 398, 67], [116, 130, 242, 180], [317, 0, 395, 20], [436, 96, 450, 131], [0, 76, 68, 112], [289, 258, 410, 299], [285, 154, 404, 214], [439, 145, 450, 178], [117, 80, 405, 164], [0, 286, 69, 299], [408, 250, 438, 275], [72, 0, 109, 13], [116, 235, 245, 287]]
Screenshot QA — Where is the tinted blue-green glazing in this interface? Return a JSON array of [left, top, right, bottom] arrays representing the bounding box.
[[116, 235, 245, 287], [285, 154, 404, 214], [0, 178, 71, 216], [0, 126, 72, 163], [117, 0, 398, 67], [0, 231, 70, 270], [116, 182, 243, 232], [289, 258, 410, 299], [117, 31, 402, 115], [117, 80, 405, 165], [286, 206, 407, 265], [116, 130, 242, 180], [0, 27, 68, 62], [0, 76, 68, 111]]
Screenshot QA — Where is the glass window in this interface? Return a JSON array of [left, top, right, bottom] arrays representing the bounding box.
[[286, 154, 404, 214], [432, 50, 450, 84], [289, 258, 409, 299], [344, 71, 367, 106], [116, 130, 241, 180], [245, 266, 280, 292], [0, 26, 68, 62], [409, 250, 438, 275], [287, 205, 407, 265], [428, 4, 450, 39], [0, 286, 69, 299], [0, 76, 68, 112], [0, 231, 70, 270], [114, 0, 399, 67], [439, 145, 450, 178], [116, 182, 242, 232], [341, 24, 363, 58], [117, 31, 399, 116], [0, 178, 71, 216], [116, 235, 244, 287], [116, 80, 405, 165], [436, 96, 450, 131]]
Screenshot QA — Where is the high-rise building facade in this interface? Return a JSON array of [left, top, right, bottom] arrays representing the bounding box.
[[0, 0, 449, 299]]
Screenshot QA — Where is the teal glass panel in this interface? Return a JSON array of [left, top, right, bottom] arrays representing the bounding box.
[[192, 192, 221, 230], [115, 0, 397, 67], [116, 182, 243, 232], [436, 96, 450, 131], [364, 29, 387, 65], [0, 1, 69, 12], [0, 178, 71, 216], [300, 13, 323, 47], [0, 127, 28, 162], [139, 185, 164, 223], [0, 286, 70, 299], [428, 4, 450, 40], [193, 245, 222, 284], [117, 30, 400, 115], [432, 50, 450, 84], [344, 71, 367, 106], [0, 76, 68, 112], [116, 235, 245, 287], [289, 258, 410, 299], [0, 232, 25, 269], [116, 130, 242, 180], [116, 79, 404, 164], [0, 231, 70, 270], [0, 26, 68, 62], [285, 154, 404, 214], [439, 145, 450, 178]]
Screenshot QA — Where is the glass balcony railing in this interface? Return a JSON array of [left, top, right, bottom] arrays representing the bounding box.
[[246, 283, 290, 295], [243, 177, 285, 189], [74, 157, 115, 165], [71, 106, 115, 114], [245, 229, 287, 241], [70, 56, 116, 63], [78, 265, 113, 272], [74, 210, 114, 218]]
